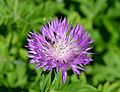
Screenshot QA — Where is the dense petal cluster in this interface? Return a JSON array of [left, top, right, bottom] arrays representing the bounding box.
[[27, 18, 93, 83]]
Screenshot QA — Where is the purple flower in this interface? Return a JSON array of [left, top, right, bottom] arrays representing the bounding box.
[[27, 18, 94, 83]]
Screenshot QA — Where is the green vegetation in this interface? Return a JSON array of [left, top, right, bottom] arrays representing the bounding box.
[[0, 0, 120, 92]]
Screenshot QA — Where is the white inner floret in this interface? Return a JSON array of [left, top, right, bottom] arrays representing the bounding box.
[[51, 39, 73, 61]]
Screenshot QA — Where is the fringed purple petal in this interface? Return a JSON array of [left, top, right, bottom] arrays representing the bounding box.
[[71, 65, 80, 75], [36, 62, 47, 68], [62, 67, 67, 83]]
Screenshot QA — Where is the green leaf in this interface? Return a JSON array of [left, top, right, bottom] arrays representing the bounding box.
[[39, 71, 55, 92], [57, 82, 97, 92]]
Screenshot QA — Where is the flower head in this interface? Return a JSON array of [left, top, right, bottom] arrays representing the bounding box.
[[27, 18, 94, 83]]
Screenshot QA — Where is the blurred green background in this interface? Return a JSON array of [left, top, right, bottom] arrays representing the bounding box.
[[0, 0, 120, 92]]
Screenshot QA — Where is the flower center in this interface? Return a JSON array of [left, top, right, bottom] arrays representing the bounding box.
[[51, 39, 72, 61]]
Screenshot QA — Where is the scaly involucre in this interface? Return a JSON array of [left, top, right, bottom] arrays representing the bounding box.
[[27, 18, 94, 83]]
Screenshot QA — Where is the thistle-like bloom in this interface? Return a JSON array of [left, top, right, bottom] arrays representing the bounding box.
[[27, 18, 93, 83]]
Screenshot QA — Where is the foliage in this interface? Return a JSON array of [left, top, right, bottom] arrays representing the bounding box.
[[0, 0, 120, 92]]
